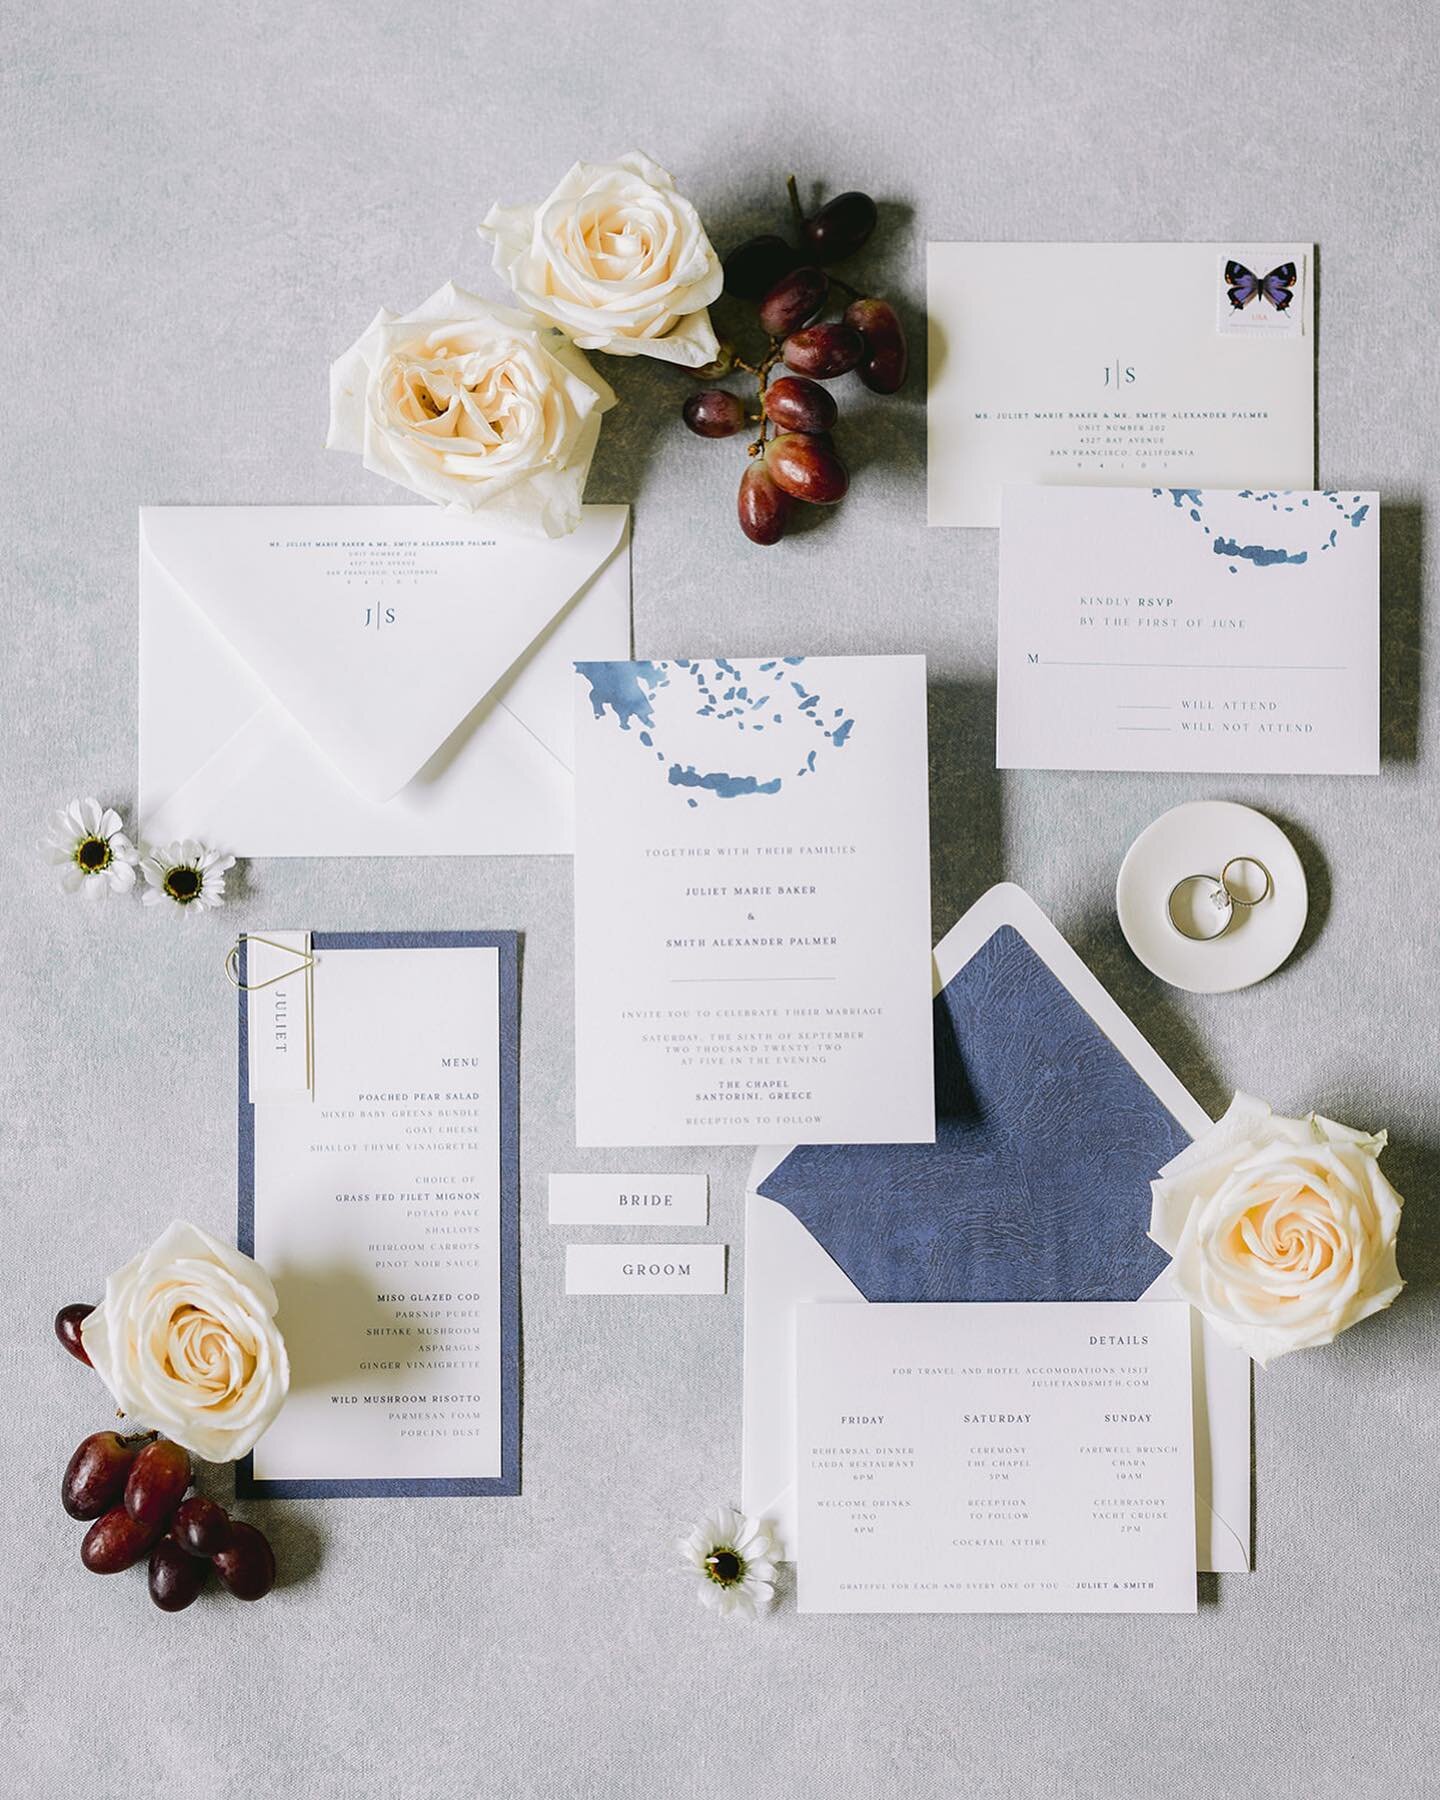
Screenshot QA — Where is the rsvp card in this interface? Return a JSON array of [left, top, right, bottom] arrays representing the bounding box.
[[796, 1301, 1196, 1614], [238, 931, 519, 1497], [927, 242, 1315, 527], [997, 486, 1380, 773], [572, 656, 934, 1147]]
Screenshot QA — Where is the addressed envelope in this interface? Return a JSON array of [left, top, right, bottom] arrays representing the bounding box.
[[139, 504, 630, 855], [741, 882, 1253, 1573]]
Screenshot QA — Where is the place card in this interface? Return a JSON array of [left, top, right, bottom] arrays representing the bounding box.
[[564, 1244, 727, 1296], [548, 1173, 709, 1226], [243, 930, 313, 1101]]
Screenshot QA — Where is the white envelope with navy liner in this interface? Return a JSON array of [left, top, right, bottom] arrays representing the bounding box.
[[139, 504, 629, 856], [741, 882, 1253, 1574]]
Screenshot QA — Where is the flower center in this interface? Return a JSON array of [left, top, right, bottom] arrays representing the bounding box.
[[75, 836, 111, 872], [164, 866, 202, 903], [705, 1549, 744, 1587]]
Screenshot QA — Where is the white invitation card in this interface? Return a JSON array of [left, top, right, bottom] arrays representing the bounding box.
[[927, 242, 1314, 527], [796, 1301, 1196, 1614], [572, 656, 934, 1147], [997, 485, 1380, 773], [238, 931, 519, 1496]]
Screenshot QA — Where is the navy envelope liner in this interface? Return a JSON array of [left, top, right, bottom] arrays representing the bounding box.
[[757, 925, 1186, 1302]]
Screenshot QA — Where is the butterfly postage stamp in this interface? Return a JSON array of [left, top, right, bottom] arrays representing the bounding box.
[[1215, 246, 1307, 338]]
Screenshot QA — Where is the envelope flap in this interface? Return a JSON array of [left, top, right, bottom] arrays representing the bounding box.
[[756, 883, 1204, 1302], [140, 504, 629, 801]]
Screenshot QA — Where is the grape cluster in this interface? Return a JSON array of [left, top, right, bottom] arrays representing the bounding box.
[[682, 178, 908, 545], [55, 1304, 277, 1613]]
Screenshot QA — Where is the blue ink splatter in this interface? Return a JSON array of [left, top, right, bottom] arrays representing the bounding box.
[[1153, 489, 1374, 572], [1213, 537, 1307, 568], [576, 660, 668, 731], [578, 657, 857, 806], [668, 765, 783, 799]]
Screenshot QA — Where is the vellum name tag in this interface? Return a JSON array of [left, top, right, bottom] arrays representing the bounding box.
[[549, 1173, 708, 1226], [245, 931, 314, 1101], [565, 1244, 727, 1296]]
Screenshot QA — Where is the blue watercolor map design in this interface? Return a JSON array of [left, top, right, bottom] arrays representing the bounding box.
[[1153, 488, 1373, 573], [575, 657, 856, 807], [758, 926, 1185, 1302]]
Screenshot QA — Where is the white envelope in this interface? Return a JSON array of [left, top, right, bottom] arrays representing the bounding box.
[[741, 882, 1253, 1573], [139, 504, 630, 855]]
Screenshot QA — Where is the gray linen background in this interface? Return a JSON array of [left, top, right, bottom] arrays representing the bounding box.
[[3, 3, 1437, 1796]]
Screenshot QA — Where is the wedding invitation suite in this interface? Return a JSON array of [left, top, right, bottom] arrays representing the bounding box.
[[238, 931, 519, 1496], [998, 486, 1380, 773], [927, 243, 1315, 527], [796, 1301, 1197, 1614], [571, 656, 934, 1147]]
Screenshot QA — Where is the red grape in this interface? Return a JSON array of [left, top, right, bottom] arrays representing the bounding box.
[[212, 1522, 276, 1601], [54, 1303, 95, 1365], [81, 1506, 164, 1574], [723, 234, 800, 300], [683, 390, 747, 439], [803, 191, 878, 264], [124, 1438, 192, 1529], [62, 1431, 150, 1521], [844, 297, 908, 394], [149, 1536, 208, 1612], [767, 432, 850, 505], [737, 462, 792, 546], [171, 1495, 233, 1558], [763, 375, 837, 435], [757, 266, 827, 338], [781, 323, 865, 380]]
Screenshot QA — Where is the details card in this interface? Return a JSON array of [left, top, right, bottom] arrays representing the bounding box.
[[238, 931, 519, 1497], [927, 242, 1314, 527], [997, 486, 1380, 774], [548, 1173, 708, 1226], [571, 656, 935, 1147], [796, 1301, 1196, 1614]]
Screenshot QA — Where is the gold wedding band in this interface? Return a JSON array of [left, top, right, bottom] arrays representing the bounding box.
[[1220, 856, 1274, 909]]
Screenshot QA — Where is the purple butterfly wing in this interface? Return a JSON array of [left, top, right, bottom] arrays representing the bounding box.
[[1260, 262, 1298, 311], [1224, 260, 1259, 309]]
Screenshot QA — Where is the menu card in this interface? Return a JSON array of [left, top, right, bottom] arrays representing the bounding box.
[[238, 931, 519, 1497]]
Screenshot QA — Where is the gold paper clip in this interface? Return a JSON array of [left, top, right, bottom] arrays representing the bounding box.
[[224, 933, 317, 991]]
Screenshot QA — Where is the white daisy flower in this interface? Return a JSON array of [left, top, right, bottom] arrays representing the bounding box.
[[678, 1506, 779, 1619], [40, 798, 139, 900], [140, 839, 236, 915]]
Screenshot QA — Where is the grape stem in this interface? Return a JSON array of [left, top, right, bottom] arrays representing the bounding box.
[[786, 174, 806, 238], [745, 343, 784, 458]]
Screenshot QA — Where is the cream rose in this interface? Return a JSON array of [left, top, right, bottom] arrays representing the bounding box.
[[1150, 1093, 1404, 1365], [480, 151, 723, 368], [81, 1220, 289, 1463], [327, 282, 615, 536]]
